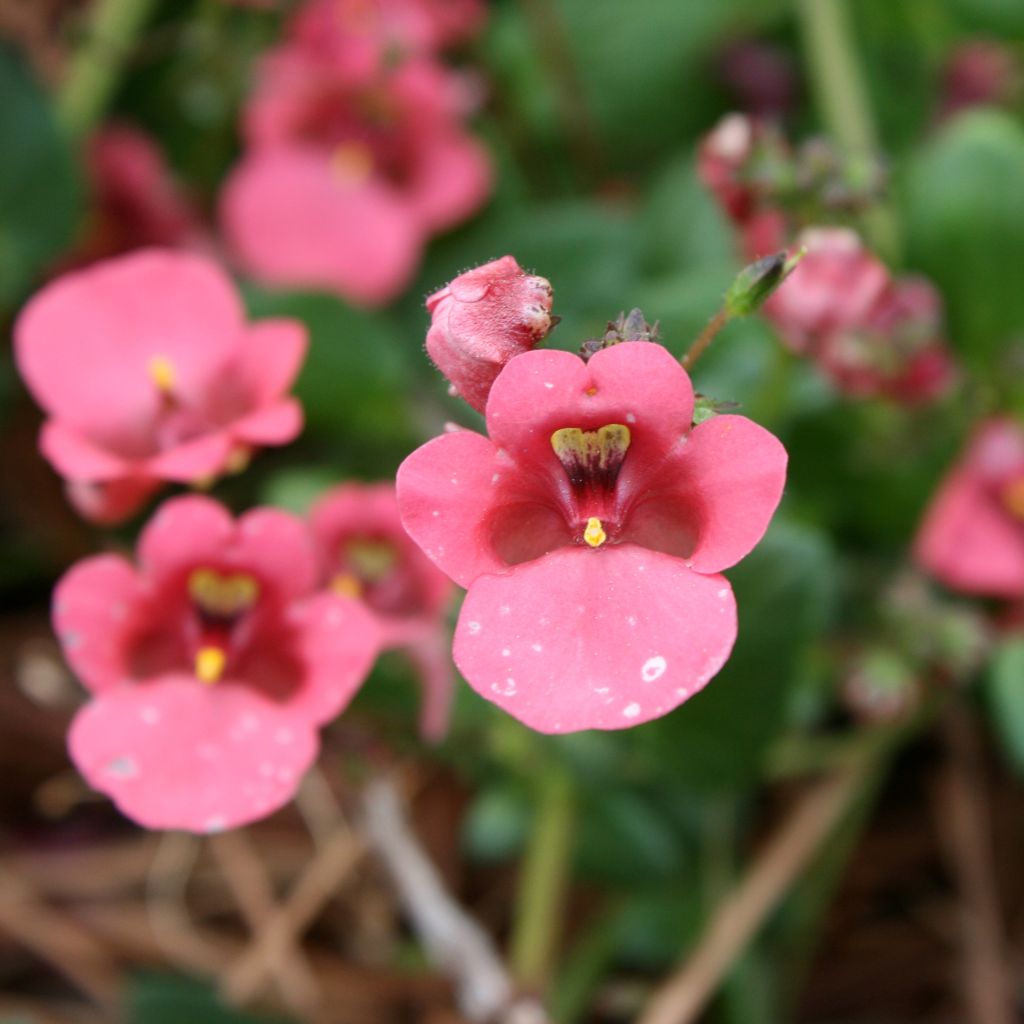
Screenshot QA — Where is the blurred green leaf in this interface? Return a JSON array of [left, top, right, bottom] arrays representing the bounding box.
[[948, 0, 1024, 33], [903, 111, 1024, 370], [0, 44, 83, 307], [985, 634, 1024, 774], [128, 973, 289, 1024]]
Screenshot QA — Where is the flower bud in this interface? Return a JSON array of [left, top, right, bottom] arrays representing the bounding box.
[[724, 250, 801, 318], [425, 256, 554, 413]]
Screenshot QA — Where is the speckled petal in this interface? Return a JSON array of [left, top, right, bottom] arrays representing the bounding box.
[[453, 543, 736, 733], [68, 677, 319, 832]]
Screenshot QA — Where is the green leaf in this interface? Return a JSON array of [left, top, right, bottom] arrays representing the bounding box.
[[903, 111, 1024, 371], [0, 44, 83, 307], [985, 635, 1024, 774]]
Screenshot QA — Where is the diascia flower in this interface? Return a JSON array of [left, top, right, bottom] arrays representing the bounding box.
[[425, 256, 554, 413], [310, 482, 454, 739], [220, 7, 490, 305], [397, 341, 787, 733], [54, 496, 380, 832], [915, 419, 1024, 598], [14, 250, 307, 524]]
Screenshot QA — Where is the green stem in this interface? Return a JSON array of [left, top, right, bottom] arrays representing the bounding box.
[[57, 0, 158, 138], [510, 766, 576, 993], [795, 0, 901, 261]]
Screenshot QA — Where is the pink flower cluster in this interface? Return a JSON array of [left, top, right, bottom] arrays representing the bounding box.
[[398, 260, 787, 733], [16, 242, 456, 830], [220, 0, 491, 305], [698, 116, 956, 404]]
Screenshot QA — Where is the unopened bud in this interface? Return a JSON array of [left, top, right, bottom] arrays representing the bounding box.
[[724, 250, 802, 318], [425, 256, 554, 413]]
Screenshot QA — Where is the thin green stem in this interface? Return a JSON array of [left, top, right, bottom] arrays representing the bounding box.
[[57, 0, 158, 138], [682, 307, 731, 370], [510, 766, 576, 993], [795, 0, 901, 261]]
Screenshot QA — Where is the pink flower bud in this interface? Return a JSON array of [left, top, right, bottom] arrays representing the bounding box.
[[697, 114, 759, 224], [425, 255, 554, 412]]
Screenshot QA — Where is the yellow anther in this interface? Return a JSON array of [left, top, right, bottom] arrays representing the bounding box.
[[188, 569, 260, 617], [331, 573, 363, 599], [148, 355, 177, 394], [331, 141, 374, 183], [583, 517, 607, 548], [195, 645, 227, 685], [1004, 478, 1024, 520]]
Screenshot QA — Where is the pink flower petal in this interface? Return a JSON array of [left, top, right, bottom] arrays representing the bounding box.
[[138, 496, 237, 583], [232, 507, 319, 600], [236, 319, 309, 405], [410, 132, 491, 232], [453, 544, 737, 733], [220, 148, 423, 305], [144, 432, 234, 483], [397, 429, 529, 586], [406, 630, 455, 742], [485, 343, 695, 494], [68, 677, 319, 832], [915, 465, 1024, 596], [676, 415, 788, 574], [284, 592, 381, 725], [232, 398, 304, 446], [65, 477, 160, 525], [53, 555, 146, 693], [15, 250, 243, 442], [39, 421, 131, 481]]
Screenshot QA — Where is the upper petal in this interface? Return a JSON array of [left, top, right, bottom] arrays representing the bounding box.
[[14, 250, 243, 444], [409, 131, 492, 232], [68, 677, 319, 832], [284, 592, 381, 725], [138, 496, 237, 585], [670, 415, 788, 574], [453, 544, 737, 733], [220, 148, 423, 306], [484, 343, 695, 493], [53, 555, 147, 693]]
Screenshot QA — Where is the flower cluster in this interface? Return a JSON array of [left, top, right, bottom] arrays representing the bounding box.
[[399, 261, 787, 733], [698, 115, 956, 403], [220, 0, 491, 304]]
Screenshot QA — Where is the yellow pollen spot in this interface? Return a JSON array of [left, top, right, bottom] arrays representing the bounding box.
[[583, 517, 607, 548], [148, 355, 177, 393], [585, 386, 598, 396], [331, 141, 374, 183], [1004, 478, 1024, 520], [188, 569, 260, 617], [195, 645, 227, 685], [332, 573, 363, 599]]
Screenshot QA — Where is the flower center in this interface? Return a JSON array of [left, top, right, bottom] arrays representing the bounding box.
[[331, 141, 375, 183], [148, 355, 177, 394], [1002, 477, 1024, 521], [187, 568, 261, 684], [331, 538, 408, 612], [551, 424, 630, 546]]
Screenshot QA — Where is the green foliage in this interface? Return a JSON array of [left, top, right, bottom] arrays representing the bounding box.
[[128, 973, 289, 1024], [904, 111, 1024, 373], [985, 634, 1024, 774], [0, 45, 83, 308]]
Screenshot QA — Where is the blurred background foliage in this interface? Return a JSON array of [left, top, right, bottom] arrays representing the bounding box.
[[1, 0, 1024, 1022]]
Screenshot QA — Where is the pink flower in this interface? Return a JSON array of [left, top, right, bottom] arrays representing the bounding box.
[[940, 39, 1020, 120], [697, 114, 761, 225], [915, 419, 1024, 598], [425, 256, 554, 412], [764, 228, 890, 354], [396, 341, 787, 733], [14, 250, 307, 524], [310, 482, 454, 739], [54, 496, 380, 832], [220, 23, 490, 304], [80, 125, 207, 262]]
